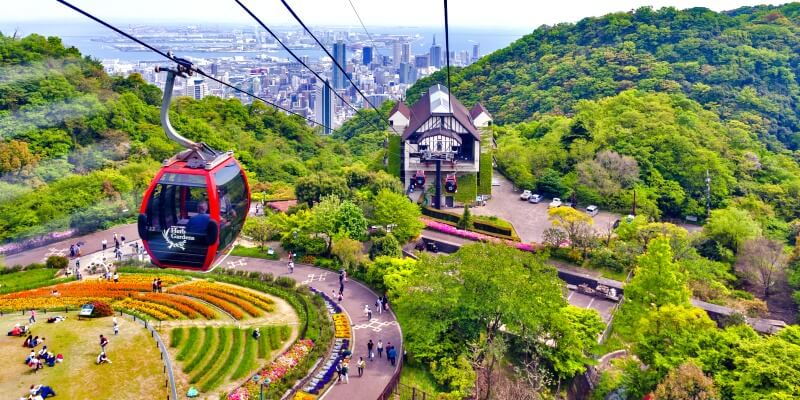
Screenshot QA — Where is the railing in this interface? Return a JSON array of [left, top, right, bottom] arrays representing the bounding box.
[[122, 311, 179, 400]]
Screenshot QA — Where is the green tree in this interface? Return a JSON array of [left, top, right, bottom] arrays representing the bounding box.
[[369, 233, 402, 260], [371, 189, 423, 243], [703, 207, 762, 256], [653, 361, 718, 400], [457, 205, 473, 230]]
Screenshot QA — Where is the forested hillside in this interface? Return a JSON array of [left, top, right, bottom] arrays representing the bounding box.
[[0, 33, 382, 243], [409, 4, 800, 149]]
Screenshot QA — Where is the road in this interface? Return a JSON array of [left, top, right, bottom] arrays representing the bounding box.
[[471, 173, 619, 243]]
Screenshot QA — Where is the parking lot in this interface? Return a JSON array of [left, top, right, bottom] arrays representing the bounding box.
[[471, 172, 621, 243]]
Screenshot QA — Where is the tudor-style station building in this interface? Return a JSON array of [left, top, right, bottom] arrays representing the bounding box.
[[389, 84, 492, 207]]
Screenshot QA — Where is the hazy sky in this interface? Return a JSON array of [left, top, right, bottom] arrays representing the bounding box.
[[1, 0, 786, 29]]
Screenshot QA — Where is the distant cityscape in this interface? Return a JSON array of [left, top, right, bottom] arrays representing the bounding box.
[[95, 25, 492, 133]]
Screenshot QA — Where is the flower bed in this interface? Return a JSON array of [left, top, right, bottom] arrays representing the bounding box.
[[167, 287, 247, 320], [138, 293, 216, 319], [227, 339, 315, 400], [170, 282, 274, 319], [423, 218, 541, 253], [332, 314, 350, 339], [302, 338, 349, 395], [309, 287, 341, 314], [2, 275, 185, 300], [115, 298, 186, 320], [0, 296, 96, 312]]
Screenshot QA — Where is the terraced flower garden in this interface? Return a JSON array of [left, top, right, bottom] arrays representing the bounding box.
[[0, 266, 333, 400], [170, 325, 293, 393]]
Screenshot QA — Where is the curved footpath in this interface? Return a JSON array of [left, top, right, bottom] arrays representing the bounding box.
[[224, 256, 402, 400]]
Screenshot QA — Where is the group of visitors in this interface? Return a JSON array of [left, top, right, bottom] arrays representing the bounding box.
[[366, 339, 398, 365], [97, 334, 112, 364], [68, 243, 82, 258], [151, 278, 163, 293], [23, 338, 63, 372], [19, 384, 57, 400]]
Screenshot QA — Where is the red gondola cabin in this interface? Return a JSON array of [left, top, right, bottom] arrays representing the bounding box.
[[138, 156, 250, 270]]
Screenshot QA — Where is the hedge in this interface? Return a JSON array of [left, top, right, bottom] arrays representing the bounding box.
[[478, 149, 493, 195], [421, 206, 514, 237]]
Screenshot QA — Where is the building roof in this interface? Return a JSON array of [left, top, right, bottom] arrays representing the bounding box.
[[402, 84, 481, 141], [389, 101, 411, 119], [470, 102, 492, 120]]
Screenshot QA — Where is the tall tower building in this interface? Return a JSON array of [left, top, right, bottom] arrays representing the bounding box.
[[393, 41, 402, 67], [332, 40, 347, 90], [315, 80, 334, 134], [401, 42, 411, 64], [472, 43, 480, 62], [362, 46, 373, 65], [430, 34, 442, 68]]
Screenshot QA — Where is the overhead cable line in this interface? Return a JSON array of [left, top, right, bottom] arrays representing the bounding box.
[[234, 0, 388, 136], [443, 0, 453, 113], [277, 0, 400, 136], [57, 0, 338, 134]]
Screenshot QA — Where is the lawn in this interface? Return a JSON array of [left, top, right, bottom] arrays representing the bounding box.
[[399, 363, 444, 398], [0, 311, 166, 400], [387, 135, 402, 177], [230, 245, 280, 260], [0, 268, 71, 295]]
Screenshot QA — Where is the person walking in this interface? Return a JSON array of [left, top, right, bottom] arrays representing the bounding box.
[[367, 306, 373, 321], [152, 279, 157, 293], [388, 346, 397, 366], [339, 281, 344, 297], [156, 278, 163, 293], [382, 294, 389, 312], [363, 304, 369, 319], [99, 334, 109, 352], [288, 260, 294, 274], [101, 239, 107, 251], [376, 297, 383, 315], [357, 356, 365, 377], [29, 309, 36, 324], [336, 360, 343, 383], [113, 322, 119, 336], [377, 340, 383, 359], [341, 359, 350, 384], [367, 339, 374, 361]]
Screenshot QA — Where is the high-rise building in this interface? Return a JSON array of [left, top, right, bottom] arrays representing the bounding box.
[[315, 80, 334, 134], [362, 46, 373, 65], [415, 55, 429, 68], [472, 43, 480, 62], [210, 63, 219, 76], [399, 62, 410, 84], [393, 42, 402, 67], [430, 34, 442, 68], [401, 42, 411, 64], [185, 78, 208, 99], [332, 40, 347, 90]]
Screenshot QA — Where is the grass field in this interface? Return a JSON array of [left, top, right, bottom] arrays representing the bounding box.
[[230, 245, 280, 260], [0, 311, 166, 400]]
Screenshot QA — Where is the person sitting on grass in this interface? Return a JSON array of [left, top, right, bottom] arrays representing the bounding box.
[[96, 351, 111, 364], [37, 346, 48, 359], [29, 385, 56, 399], [45, 352, 56, 367], [252, 328, 260, 340], [29, 357, 43, 373], [25, 350, 36, 364]]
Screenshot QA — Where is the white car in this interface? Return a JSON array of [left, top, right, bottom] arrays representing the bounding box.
[[528, 194, 543, 204], [549, 198, 562, 208], [520, 190, 532, 201], [586, 205, 599, 216]]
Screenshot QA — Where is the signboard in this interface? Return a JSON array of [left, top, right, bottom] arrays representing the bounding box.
[[79, 304, 94, 317], [162, 225, 198, 251]]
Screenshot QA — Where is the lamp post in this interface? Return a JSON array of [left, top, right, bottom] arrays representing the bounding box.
[[258, 376, 271, 400]]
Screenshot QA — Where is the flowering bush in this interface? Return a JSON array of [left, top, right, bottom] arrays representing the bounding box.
[[423, 218, 540, 254], [173, 282, 274, 312], [139, 293, 216, 319], [90, 300, 114, 317], [227, 387, 249, 400], [167, 286, 249, 320], [115, 298, 184, 320]]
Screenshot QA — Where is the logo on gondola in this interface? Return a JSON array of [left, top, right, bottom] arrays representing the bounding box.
[[162, 226, 196, 251]]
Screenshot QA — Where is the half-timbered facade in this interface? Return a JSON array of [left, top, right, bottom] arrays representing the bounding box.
[[389, 84, 492, 191]]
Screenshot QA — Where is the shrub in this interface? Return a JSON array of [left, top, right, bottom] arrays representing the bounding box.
[[370, 233, 402, 259], [45, 256, 69, 270], [275, 276, 297, 289], [90, 301, 114, 317]]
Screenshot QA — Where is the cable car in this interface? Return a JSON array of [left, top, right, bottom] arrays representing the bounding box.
[[414, 170, 426, 187], [138, 62, 251, 271], [444, 174, 457, 193]]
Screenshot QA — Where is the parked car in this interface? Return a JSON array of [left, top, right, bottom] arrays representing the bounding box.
[[520, 190, 532, 201], [586, 205, 599, 216], [528, 194, 543, 204], [549, 198, 562, 208]]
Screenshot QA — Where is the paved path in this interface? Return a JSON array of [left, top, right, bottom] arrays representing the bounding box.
[[4, 223, 139, 267], [222, 256, 402, 400]]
